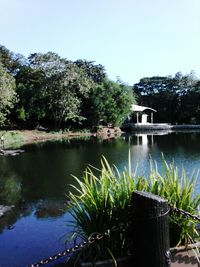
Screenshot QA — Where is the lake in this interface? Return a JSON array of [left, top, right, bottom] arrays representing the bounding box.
[[1, 130, 200, 267]]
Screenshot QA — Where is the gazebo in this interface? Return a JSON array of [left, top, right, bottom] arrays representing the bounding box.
[[131, 104, 157, 124]]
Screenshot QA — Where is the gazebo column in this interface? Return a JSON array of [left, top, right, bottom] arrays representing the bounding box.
[[136, 112, 139, 123], [151, 112, 153, 124]]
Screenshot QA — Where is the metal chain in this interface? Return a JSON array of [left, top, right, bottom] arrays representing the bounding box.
[[27, 222, 127, 267], [27, 234, 105, 267], [29, 206, 200, 267], [169, 205, 200, 221]]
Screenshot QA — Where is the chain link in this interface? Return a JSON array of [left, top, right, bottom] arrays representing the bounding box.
[[27, 222, 126, 267], [28, 242, 85, 267], [169, 205, 200, 221]]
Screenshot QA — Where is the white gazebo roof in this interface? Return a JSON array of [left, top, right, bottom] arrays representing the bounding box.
[[131, 104, 157, 113]]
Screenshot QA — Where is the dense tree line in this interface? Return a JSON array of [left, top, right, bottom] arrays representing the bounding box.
[[0, 45, 135, 129], [133, 72, 200, 124], [1, 44, 200, 129]]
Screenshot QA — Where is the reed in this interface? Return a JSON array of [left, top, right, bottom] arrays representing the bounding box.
[[68, 156, 142, 262], [67, 154, 200, 263], [148, 157, 200, 246]]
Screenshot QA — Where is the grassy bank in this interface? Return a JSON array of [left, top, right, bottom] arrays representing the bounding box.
[[0, 130, 95, 148]]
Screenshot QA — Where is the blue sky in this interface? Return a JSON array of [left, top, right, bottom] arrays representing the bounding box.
[[0, 0, 200, 84]]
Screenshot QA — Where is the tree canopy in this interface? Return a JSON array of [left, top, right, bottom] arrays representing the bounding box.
[[86, 79, 136, 127], [133, 72, 198, 123], [0, 64, 17, 125], [0, 45, 136, 129], [1, 44, 200, 129]]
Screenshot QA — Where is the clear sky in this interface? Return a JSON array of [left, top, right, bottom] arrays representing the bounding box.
[[0, 0, 200, 85]]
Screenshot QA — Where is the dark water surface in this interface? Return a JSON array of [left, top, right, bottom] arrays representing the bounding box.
[[1, 131, 200, 267]]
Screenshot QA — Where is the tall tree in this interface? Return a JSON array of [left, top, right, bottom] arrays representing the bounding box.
[[46, 64, 94, 127], [15, 66, 46, 124], [133, 72, 197, 123], [22, 52, 94, 128], [0, 64, 17, 125]]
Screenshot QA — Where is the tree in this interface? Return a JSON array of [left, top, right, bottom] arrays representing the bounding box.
[[15, 66, 47, 124], [74, 59, 106, 83], [28, 52, 69, 76], [23, 52, 94, 128], [0, 45, 25, 75], [0, 64, 17, 125], [46, 64, 94, 128], [84, 79, 136, 127], [133, 73, 197, 123], [180, 80, 200, 123]]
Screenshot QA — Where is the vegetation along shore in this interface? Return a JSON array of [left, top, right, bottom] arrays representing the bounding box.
[[0, 130, 96, 148], [1, 44, 200, 134]]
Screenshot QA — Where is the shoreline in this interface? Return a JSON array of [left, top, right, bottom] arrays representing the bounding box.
[[0, 130, 96, 148], [1, 125, 200, 148], [122, 123, 200, 131]]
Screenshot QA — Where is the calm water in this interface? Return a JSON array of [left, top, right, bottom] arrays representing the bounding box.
[[1, 131, 200, 267]]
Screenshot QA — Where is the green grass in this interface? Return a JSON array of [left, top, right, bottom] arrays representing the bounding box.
[[0, 131, 25, 146]]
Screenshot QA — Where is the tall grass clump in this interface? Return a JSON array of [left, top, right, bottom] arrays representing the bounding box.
[[67, 156, 147, 263], [67, 154, 200, 264], [148, 157, 200, 246]]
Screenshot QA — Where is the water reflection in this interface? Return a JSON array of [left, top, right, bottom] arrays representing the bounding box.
[[0, 205, 31, 234], [0, 173, 22, 205], [34, 199, 67, 219], [1, 132, 200, 267]]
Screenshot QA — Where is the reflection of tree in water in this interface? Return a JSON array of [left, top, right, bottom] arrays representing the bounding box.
[[0, 170, 67, 236], [0, 205, 32, 234], [34, 199, 67, 219], [0, 173, 22, 205], [0, 199, 67, 234]]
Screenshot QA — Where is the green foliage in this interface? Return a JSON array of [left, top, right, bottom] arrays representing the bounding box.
[[67, 156, 140, 262], [74, 59, 106, 83], [0, 45, 25, 75], [67, 155, 200, 263], [14, 50, 136, 129], [15, 66, 47, 124], [4, 43, 200, 128], [17, 106, 26, 121], [84, 79, 136, 128], [148, 157, 200, 246], [16, 52, 95, 128], [2, 131, 25, 145], [133, 72, 197, 123], [0, 45, 136, 129], [0, 64, 17, 125], [46, 63, 94, 127]]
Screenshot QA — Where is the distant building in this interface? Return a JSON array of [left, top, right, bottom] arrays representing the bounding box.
[[131, 104, 157, 124]]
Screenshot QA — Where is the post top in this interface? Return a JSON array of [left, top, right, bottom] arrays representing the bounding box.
[[132, 191, 169, 218], [133, 191, 168, 203]]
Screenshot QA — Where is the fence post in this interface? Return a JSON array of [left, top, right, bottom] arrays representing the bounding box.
[[131, 191, 171, 267]]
